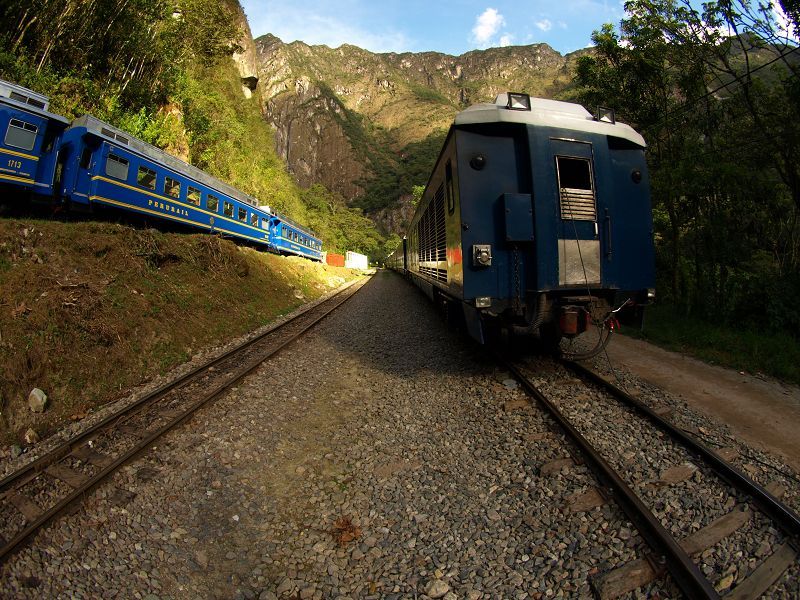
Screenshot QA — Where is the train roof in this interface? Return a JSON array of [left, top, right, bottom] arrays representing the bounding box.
[[69, 114, 265, 210], [0, 79, 70, 124], [273, 211, 319, 239], [454, 94, 646, 148]]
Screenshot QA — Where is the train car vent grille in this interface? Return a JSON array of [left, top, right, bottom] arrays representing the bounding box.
[[9, 91, 46, 110], [416, 183, 447, 282], [559, 188, 597, 221], [101, 127, 129, 145]]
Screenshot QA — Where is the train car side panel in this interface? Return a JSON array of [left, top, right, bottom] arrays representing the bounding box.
[[455, 124, 532, 306], [0, 103, 68, 196]]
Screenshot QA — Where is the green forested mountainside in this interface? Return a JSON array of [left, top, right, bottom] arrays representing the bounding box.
[[256, 34, 584, 215], [0, 0, 386, 258]]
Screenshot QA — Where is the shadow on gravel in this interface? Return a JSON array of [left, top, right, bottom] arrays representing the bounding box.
[[314, 269, 493, 378]]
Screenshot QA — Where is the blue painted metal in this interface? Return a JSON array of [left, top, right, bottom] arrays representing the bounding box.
[[0, 87, 69, 197], [390, 95, 656, 344], [0, 77, 323, 262]]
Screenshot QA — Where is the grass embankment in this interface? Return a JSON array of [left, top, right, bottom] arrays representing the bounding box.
[[0, 219, 360, 446], [624, 303, 800, 385]]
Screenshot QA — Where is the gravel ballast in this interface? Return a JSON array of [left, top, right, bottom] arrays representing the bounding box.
[[1, 270, 797, 598]]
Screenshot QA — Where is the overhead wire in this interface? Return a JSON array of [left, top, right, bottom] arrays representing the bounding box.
[[641, 43, 799, 134]]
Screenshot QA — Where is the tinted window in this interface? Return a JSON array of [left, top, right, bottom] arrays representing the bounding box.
[[5, 118, 38, 151], [238, 207, 247, 222], [138, 165, 157, 190], [106, 154, 129, 180], [556, 156, 592, 190], [187, 186, 201, 206], [164, 176, 180, 198], [207, 194, 219, 212], [79, 148, 92, 169], [224, 201, 233, 217]]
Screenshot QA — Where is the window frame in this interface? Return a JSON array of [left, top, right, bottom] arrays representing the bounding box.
[[164, 175, 181, 199], [186, 186, 201, 206], [137, 165, 157, 190], [224, 201, 234, 218], [207, 194, 219, 212], [105, 153, 130, 181], [5, 118, 38, 151]]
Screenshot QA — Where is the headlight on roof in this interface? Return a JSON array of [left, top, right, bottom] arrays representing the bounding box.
[[506, 92, 531, 111]]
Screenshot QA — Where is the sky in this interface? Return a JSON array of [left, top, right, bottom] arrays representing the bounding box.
[[239, 0, 628, 56]]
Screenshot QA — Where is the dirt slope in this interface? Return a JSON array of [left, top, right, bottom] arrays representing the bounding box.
[[604, 334, 800, 472], [0, 219, 358, 448]]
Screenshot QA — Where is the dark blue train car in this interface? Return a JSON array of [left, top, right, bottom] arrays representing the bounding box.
[[269, 214, 323, 261], [57, 115, 275, 248], [0, 80, 69, 199], [390, 93, 655, 358]]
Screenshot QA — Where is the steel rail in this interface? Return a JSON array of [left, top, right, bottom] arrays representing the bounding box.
[[498, 354, 721, 599], [564, 359, 800, 540], [0, 276, 370, 565], [0, 279, 361, 494]]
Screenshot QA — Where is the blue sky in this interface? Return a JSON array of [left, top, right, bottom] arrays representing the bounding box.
[[240, 1, 627, 56]]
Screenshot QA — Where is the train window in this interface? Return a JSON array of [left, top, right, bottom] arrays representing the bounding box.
[[164, 176, 180, 199], [445, 160, 455, 215], [5, 118, 38, 151], [187, 186, 201, 206], [79, 148, 92, 169], [238, 207, 247, 222], [105, 154, 129, 180], [293, 232, 298, 242], [224, 201, 234, 217], [556, 156, 593, 191], [250, 213, 258, 227], [207, 194, 219, 212], [261, 218, 268, 229], [137, 166, 157, 190], [556, 156, 596, 222]]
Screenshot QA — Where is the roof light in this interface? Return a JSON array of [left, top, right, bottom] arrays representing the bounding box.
[[596, 106, 616, 124], [506, 93, 531, 111]]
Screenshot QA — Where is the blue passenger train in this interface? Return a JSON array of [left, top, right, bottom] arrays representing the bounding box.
[[0, 79, 322, 261], [0, 80, 70, 198], [389, 93, 655, 358]]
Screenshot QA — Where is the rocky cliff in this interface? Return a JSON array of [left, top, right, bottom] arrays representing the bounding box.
[[231, 5, 260, 98], [254, 34, 586, 229]]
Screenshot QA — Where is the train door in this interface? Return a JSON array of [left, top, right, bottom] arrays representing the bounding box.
[[61, 139, 96, 207], [550, 139, 602, 289]]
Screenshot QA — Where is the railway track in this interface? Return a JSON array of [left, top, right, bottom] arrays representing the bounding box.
[[0, 276, 370, 565], [499, 353, 800, 599]]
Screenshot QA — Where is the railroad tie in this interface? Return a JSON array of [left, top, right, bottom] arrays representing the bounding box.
[[44, 464, 90, 489], [6, 491, 43, 522], [595, 506, 753, 599]]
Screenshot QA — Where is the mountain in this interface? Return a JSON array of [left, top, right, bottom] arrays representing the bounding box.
[[255, 34, 587, 229]]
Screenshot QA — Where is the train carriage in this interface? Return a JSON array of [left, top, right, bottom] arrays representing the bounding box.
[[0, 76, 324, 262], [269, 214, 323, 261], [57, 115, 274, 248], [391, 93, 655, 358], [0, 80, 70, 198]]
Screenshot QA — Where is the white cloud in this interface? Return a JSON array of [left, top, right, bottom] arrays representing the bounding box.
[[499, 34, 514, 46], [536, 19, 553, 32], [472, 8, 506, 45]]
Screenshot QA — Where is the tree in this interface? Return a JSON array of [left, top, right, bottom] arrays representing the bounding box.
[[574, 0, 800, 331]]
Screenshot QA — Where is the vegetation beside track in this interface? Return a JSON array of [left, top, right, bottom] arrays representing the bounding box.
[[622, 303, 800, 385], [0, 219, 361, 448]]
